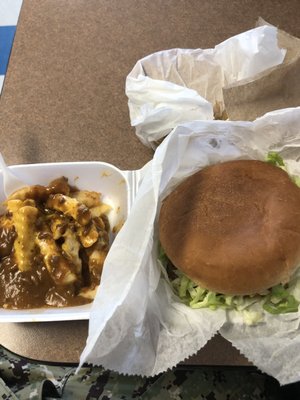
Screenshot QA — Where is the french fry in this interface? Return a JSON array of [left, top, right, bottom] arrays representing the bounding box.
[[70, 190, 101, 208], [13, 205, 39, 272], [49, 214, 68, 240], [35, 232, 77, 285], [90, 203, 112, 218], [6, 199, 36, 214], [62, 227, 82, 274], [79, 286, 98, 300], [85, 236, 109, 284], [9, 185, 47, 201], [76, 221, 99, 248], [46, 194, 91, 226]]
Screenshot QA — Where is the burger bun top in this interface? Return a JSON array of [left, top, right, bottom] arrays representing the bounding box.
[[159, 160, 300, 295]]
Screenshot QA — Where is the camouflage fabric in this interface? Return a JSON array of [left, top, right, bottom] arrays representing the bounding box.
[[0, 345, 286, 399]]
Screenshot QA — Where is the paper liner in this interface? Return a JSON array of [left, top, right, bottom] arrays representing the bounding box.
[[80, 107, 300, 385], [126, 23, 285, 147], [223, 20, 300, 121]]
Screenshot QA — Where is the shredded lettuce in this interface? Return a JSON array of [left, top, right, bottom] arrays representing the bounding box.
[[263, 285, 300, 314], [158, 248, 300, 324], [158, 247, 300, 324], [242, 310, 264, 326], [266, 151, 285, 167], [293, 175, 300, 188], [158, 152, 300, 325], [168, 267, 300, 322], [158, 245, 169, 267], [266, 151, 300, 187]]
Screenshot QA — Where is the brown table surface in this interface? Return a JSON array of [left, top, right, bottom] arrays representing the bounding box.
[[0, 0, 300, 365]]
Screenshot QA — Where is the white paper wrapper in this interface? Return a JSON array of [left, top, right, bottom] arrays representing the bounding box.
[[80, 107, 300, 385], [126, 24, 286, 148]]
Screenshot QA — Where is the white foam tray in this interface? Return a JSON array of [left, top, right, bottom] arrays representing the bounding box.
[[0, 161, 142, 322]]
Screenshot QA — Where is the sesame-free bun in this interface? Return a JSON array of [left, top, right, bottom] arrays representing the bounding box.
[[159, 160, 300, 295]]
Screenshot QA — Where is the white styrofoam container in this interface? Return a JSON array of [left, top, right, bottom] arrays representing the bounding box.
[[0, 161, 142, 322]]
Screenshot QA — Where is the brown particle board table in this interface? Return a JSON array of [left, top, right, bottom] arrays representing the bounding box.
[[0, 0, 300, 366]]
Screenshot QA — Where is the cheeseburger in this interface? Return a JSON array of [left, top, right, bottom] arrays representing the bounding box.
[[159, 156, 300, 317]]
